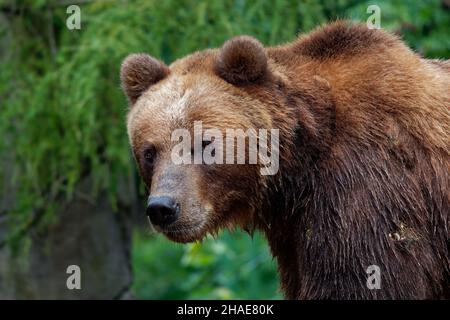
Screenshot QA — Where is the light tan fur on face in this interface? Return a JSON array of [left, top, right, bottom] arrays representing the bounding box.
[[127, 64, 274, 242]]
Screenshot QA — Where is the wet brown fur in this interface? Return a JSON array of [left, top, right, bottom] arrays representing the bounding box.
[[123, 21, 450, 299]]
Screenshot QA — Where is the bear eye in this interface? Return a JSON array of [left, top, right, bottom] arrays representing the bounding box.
[[142, 145, 156, 165], [202, 140, 212, 149], [202, 139, 215, 157]]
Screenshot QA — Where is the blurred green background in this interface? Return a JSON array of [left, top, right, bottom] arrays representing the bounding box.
[[0, 0, 448, 299]]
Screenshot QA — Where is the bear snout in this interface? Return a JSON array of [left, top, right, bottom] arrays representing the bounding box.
[[146, 195, 180, 228]]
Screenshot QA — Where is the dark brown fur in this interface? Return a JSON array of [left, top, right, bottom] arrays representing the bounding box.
[[215, 35, 268, 84], [121, 53, 170, 104], [123, 21, 450, 299]]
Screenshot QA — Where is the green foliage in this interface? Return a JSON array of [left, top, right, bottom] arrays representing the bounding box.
[[346, 0, 450, 58], [0, 0, 448, 297], [132, 230, 280, 299]]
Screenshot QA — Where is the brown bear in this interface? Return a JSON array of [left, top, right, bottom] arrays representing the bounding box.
[[121, 21, 450, 299]]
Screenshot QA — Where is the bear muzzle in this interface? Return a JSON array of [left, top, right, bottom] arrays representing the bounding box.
[[146, 195, 180, 228]]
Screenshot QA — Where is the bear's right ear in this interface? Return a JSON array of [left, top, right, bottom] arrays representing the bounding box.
[[120, 53, 170, 105], [215, 36, 268, 85]]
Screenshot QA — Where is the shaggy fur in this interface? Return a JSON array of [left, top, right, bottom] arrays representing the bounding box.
[[122, 21, 450, 299]]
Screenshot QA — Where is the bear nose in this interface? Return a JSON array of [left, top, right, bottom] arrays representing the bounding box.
[[146, 196, 180, 227]]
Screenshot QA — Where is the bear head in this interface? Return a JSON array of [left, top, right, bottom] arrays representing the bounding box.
[[122, 36, 295, 243]]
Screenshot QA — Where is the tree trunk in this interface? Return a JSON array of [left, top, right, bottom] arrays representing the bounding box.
[[0, 174, 139, 299]]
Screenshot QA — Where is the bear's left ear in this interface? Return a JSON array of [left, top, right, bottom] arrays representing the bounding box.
[[215, 36, 268, 85], [120, 53, 170, 105]]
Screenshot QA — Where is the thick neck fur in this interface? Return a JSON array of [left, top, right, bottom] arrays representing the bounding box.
[[251, 22, 450, 300], [262, 139, 449, 299], [258, 64, 449, 299]]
